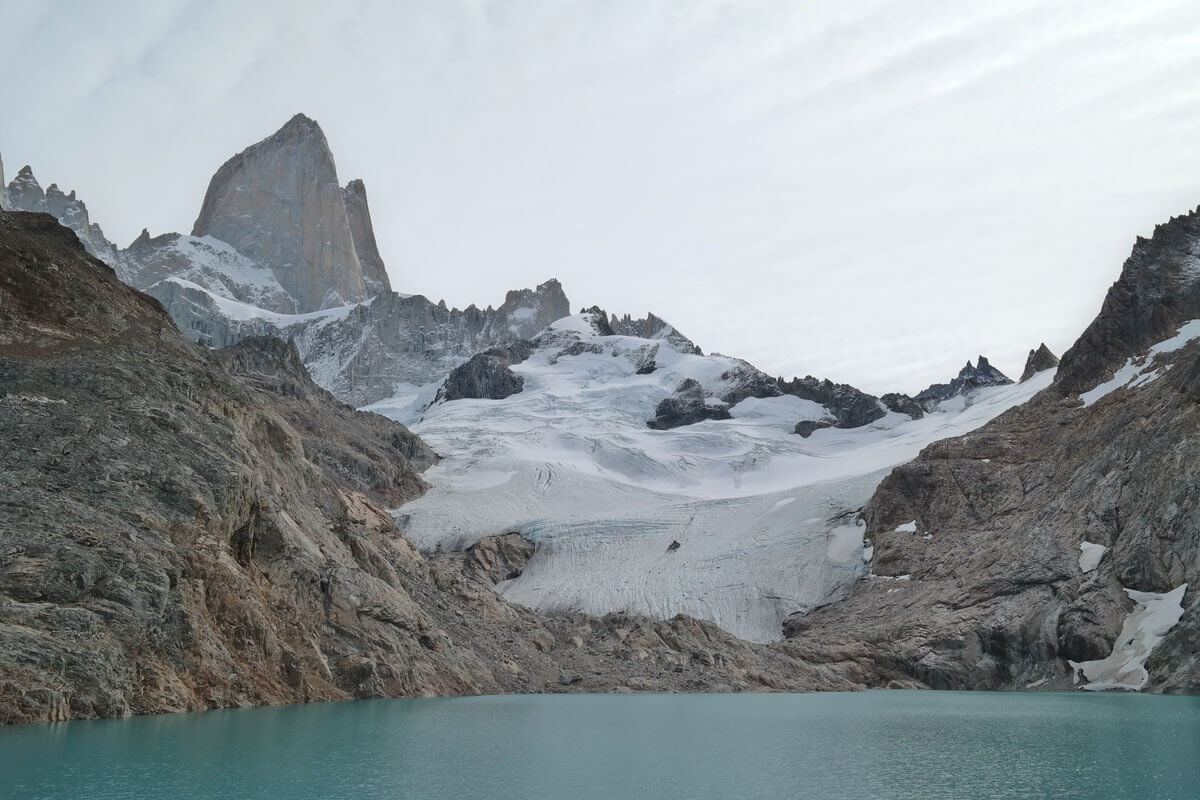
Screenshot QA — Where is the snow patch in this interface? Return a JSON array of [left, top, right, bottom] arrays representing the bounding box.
[[894, 521, 918, 533], [1078, 542, 1107, 573], [1069, 585, 1188, 691], [1081, 319, 1200, 406]]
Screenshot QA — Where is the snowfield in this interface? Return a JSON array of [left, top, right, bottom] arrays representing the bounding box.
[[378, 314, 1055, 642]]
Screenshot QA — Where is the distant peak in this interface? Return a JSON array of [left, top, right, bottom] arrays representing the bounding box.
[[1020, 343, 1059, 382], [16, 165, 35, 179]]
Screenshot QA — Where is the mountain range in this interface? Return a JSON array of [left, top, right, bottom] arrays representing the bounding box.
[[0, 114, 1195, 723]]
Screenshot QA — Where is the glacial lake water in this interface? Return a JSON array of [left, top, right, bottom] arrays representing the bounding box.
[[2, 691, 1198, 800]]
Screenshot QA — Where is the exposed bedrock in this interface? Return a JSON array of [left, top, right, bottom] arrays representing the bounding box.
[[433, 341, 535, 403], [647, 378, 733, 429]]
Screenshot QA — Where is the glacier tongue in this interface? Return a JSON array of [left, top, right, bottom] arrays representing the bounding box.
[[387, 314, 1054, 642]]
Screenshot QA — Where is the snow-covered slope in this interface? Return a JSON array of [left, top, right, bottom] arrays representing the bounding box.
[[378, 312, 1055, 642]]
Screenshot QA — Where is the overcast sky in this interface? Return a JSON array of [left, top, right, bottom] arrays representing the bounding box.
[[4, 0, 1200, 393]]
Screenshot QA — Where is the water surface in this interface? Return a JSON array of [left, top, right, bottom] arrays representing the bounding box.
[[2, 691, 1197, 799]]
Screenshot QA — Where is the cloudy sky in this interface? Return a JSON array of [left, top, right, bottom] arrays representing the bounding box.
[[4, 0, 1200, 393]]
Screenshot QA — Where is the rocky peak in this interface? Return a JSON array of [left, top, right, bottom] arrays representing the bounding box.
[[7, 165, 45, 210], [0, 153, 7, 211], [191, 114, 374, 312], [1020, 343, 1060, 382], [1056, 206, 1200, 394], [910, 355, 1013, 409], [342, 178, 391, 295], [496, 278, 572, 337], [4, 165, 120, 271]]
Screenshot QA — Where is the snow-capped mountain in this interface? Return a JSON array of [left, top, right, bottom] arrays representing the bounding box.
[[377, 308, 1053, 641], [2, 113, 1047, 642]]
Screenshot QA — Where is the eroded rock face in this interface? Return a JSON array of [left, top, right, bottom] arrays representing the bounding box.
[[192, 114, 371, 312], [1021, 343, 1060, 382]]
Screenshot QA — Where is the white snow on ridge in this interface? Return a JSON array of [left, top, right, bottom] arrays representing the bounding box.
[[1081, 318, 1200, 406], [1070, 585, 1188, 691], [382, 314, 1053, 642]]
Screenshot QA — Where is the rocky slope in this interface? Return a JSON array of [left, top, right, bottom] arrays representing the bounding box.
[[789, 210, 1200, 694], [0, 211, 879, 725]]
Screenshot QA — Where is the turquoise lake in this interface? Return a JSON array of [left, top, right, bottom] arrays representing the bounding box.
[[2, 691, 1198, 799]]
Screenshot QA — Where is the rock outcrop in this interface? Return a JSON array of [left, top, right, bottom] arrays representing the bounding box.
[[433, 341, 534, 403], [191, 114, 374, 312], [1020, 343, 1059, 382], [778, 374, 885, 428]]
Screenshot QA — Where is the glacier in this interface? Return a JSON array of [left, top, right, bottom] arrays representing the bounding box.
[[381, 312, 1055, 642]]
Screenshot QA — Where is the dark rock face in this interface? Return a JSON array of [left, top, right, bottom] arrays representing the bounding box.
[[1056, 207, 1200, 395], [434, 341, 535, 403], [778, 375, 885, 428], [1020, 343, 1060, 382], [648, 378, 732, 430]]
